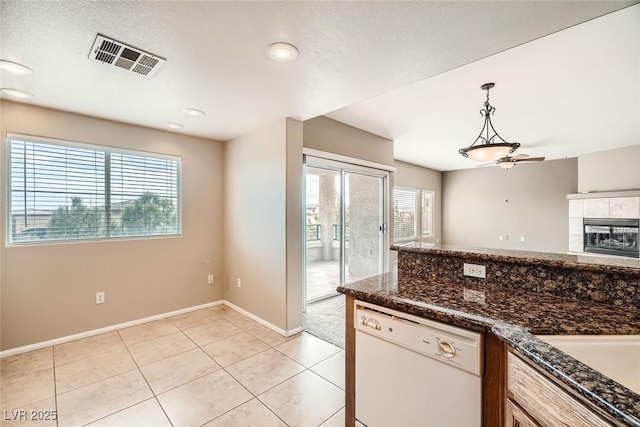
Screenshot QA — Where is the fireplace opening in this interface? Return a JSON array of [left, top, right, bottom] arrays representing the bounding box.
[[584, 218, 639, 258]]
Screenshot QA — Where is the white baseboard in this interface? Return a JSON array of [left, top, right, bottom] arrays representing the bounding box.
[[0, 301, 224, 358], [1, 300, 304, 358], [222, 300, 304, 337]]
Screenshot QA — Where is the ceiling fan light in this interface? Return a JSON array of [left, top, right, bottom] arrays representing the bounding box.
[[499, 160, 515, 169], [266, 42, 299, 62], [182, 108, 205, 117]]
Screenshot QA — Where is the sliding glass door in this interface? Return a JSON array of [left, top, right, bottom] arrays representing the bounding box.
[[304, 166, 342, 302], [304, 157, 388, 305], [344, 171, 385, 285]]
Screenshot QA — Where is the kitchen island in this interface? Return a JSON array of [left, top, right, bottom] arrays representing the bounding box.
[[337, 244, 640, 426]]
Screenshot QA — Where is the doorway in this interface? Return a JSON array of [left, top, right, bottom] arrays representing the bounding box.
[[303, 156, 388, 346]]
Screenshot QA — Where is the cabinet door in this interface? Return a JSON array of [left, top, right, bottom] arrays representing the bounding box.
[[505, 399, 540, 427], [508, 353, 612, 426]]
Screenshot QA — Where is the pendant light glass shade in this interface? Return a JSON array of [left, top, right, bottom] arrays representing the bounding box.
[[464, 143, 515, 162], [0, 60, 32, 75], [459, 83, 520, 162]]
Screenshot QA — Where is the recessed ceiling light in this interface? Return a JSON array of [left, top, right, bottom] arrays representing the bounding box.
[[168, 123, 184, 129], [0, 88, 34, 99], [266, 42, 299, 62], [182, 108, 205, 117], [0, 60, 33, 75]]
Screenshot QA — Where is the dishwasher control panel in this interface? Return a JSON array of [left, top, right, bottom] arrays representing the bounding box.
[[355, 300, 483, 376]]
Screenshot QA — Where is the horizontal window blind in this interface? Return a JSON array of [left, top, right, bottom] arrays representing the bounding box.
[[110, 152, 180, 237], [421, 190, 433, 237], [393, 187, 417, 241], [7, 135, 181, 245]]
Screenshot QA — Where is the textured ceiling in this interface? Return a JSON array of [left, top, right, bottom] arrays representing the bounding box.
[[0, 1, 636, 146], [328, 4, 640, 171]]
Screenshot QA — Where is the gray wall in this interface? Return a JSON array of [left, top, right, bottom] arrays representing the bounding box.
[[303, 116, 394, 167], [578, 144, 640, 192], [0, 101, 225, 350], [442, 158, 578, 253], [223, 118, 303, 333]]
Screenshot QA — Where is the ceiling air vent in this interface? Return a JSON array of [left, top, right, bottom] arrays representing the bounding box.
[[88, 34, 165, 78]]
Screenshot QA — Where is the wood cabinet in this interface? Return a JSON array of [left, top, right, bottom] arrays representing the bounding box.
[[505, 398, 540, 427], [507, 352, 612, 427]]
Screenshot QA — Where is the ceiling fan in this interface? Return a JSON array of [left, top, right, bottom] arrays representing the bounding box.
[[478, 153, 546, 169]]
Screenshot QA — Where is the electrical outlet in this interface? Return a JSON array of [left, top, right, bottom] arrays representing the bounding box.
[[236, 278, 241, 288], [96, 292, 105, 304], [208, 274, 214, 284], [463, 263, 486, 279]]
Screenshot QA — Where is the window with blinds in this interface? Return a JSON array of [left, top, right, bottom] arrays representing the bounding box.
[[7, 134, 181, 245], [421, 190, 434, 237], [393, 187, 417, 241]]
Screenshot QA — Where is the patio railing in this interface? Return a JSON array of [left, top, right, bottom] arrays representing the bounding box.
[[333, 224, 349, 241], [306, 224, 320, 241], [306, 224, 350, 242]]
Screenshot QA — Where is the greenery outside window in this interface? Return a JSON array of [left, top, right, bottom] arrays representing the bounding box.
[[7, 134, 181, 245]]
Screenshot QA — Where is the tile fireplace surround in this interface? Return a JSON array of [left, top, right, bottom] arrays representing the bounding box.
[[568, 190, 640, 257]]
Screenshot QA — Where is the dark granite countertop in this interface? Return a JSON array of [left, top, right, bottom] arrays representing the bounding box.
[[392, 242, 640, 274], [338, 271, 640, 426]]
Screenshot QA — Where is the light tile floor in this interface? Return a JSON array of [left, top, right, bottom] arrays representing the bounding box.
[[0, 305, 345, 427]]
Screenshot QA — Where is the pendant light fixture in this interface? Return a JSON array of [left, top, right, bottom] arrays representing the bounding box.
[[459, 83, 520, 162]]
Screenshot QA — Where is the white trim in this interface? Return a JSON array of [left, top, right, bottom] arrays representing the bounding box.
[[7, 132, 182, 161], [222, 301, 304, 337], [303, 147, 396, 172], [0, 300, 305, 358], [0, 301, 223, 358], [567, 190, 640, 199]]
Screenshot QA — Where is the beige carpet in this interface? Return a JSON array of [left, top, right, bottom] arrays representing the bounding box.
[[303, 294, 345, 349]]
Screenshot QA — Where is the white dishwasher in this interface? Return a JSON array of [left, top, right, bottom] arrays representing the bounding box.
[[355, 300, 483, 427]]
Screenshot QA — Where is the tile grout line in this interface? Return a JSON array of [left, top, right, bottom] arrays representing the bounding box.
[[119, 320, 185, 348], [320, 406, 346, 427], [198, 325, 293, 427], [126, 309, 268, 425], [15, 307, 341, 427], [55, 326, 193, 399], [53, 333, 126, 368], [188, 309, 277, 426], [116, 329, 175, 427], [52, 347, 59, 427]]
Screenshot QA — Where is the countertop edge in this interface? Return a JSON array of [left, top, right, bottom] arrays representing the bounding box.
[[339, 286, 640, 427], [492, 324, 640, 427]]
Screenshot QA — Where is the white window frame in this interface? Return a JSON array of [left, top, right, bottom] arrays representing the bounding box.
[[393, 186, 419, 242], [421, 190, 435, 238], [5, 133, 182, 246]]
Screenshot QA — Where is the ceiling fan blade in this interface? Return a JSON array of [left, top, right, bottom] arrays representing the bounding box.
[[512, 153, 529, 160], [516, 157, 546, 162], [475, 162, 497, 167]]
